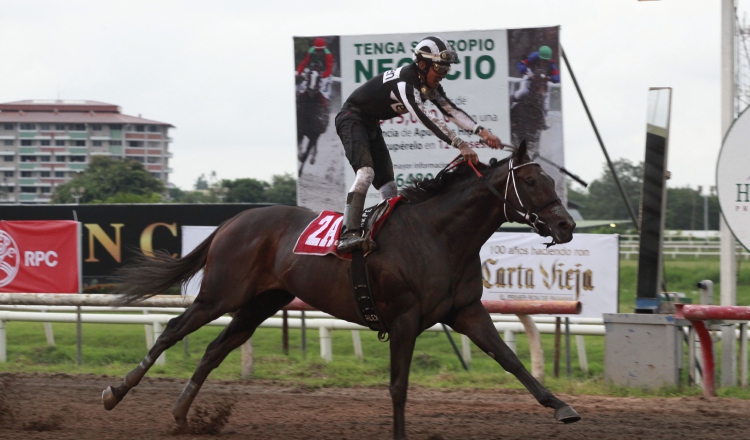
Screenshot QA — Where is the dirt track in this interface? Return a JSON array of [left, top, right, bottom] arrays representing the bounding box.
[[0, 372, 748, 439]]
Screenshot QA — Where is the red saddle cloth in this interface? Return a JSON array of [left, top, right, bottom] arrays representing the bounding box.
[[293, 196, 403, 260]]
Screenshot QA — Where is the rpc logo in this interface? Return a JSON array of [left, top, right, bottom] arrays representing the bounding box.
[[0, 230, 60, 288], [0, 230, 20, 287]]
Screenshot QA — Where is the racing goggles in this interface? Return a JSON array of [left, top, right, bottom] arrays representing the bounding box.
[[431, 62, 452, 76]]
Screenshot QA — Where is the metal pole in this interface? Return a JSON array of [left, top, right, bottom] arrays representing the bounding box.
[[561, 47, 639, 232], [721, 0, 739, 388], [688, 326, 697, 386], [441, 324, 468, 371], [704, 194, 709, 238]]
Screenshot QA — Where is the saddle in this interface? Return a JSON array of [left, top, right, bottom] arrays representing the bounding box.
[[293, 196, 403, 260], [293, 196, 404, 339]]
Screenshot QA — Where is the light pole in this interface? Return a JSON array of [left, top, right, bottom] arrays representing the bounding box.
[[71, 186, 85, 205]]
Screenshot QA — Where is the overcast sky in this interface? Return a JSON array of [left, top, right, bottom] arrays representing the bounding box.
[[1, 0, 746, 193]]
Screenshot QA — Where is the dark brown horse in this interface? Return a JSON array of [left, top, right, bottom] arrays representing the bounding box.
[[102, 141, 580, 439]]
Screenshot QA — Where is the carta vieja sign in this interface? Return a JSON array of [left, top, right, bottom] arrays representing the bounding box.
[[718, 108, 750, 251], [0, 203, 270, 285]]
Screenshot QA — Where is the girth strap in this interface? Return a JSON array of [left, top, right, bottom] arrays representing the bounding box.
[[349, 249, 388, 340]]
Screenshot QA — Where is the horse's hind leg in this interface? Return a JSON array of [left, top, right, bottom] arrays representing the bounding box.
[[445, 301, 581, 423], [172, 290, 294, 425], [102, 299, 227, 411]]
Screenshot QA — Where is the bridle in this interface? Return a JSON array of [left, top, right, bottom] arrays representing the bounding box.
[[465, 157, 562, 247]]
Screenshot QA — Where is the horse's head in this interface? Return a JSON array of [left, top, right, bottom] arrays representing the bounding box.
[[304, 70, 321, 96], [495, 140, 575, 244], [530, 65, 549, 94]]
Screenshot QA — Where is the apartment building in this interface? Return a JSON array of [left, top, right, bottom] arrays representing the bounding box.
[[0, 100, 173, 204]]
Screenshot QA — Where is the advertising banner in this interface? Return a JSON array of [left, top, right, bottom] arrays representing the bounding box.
[[0, 203, 268, 284], [480, 233, 619, 318], [295, 27, 565, 213], [718, 107, 750, 251], [0, 220, 81, 293], [180, 225, 216, 296]]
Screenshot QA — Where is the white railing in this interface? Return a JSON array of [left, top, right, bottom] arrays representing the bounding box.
[[618, 235, 750, 260], [0, 295, 594, 379]]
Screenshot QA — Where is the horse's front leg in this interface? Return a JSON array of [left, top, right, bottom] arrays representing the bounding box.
[[388, 307, 420, 440], [445, 301, 580, 423]]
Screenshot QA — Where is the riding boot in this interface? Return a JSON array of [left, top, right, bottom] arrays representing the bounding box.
[[338, 192, 367, 253]]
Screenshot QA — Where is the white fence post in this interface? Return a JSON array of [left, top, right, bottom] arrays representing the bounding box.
[[153, 321, 166, 366], [576, 335, 589, 373], [0, 320, 5, 363], [241, 338, 254, 378], [320, 326, 332, 362], [351, 330, 363, 360], [461, 335, 471, 367], [42, 310, 55, 346], [503, 329, 516, 354], [144, 310, 153, 349], [517, 314, 544, 382]]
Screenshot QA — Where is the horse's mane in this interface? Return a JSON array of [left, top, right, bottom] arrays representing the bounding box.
[[400, 156, 511, 203]]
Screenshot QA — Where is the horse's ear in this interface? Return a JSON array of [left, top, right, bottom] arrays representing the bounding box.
[[515, 140, 528, 161]]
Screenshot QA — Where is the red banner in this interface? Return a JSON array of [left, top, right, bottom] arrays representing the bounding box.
[[0, 221, 81, 293]]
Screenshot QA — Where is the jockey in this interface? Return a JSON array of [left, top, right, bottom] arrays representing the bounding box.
[[296, 37, 334, 105], [511, 45, 560, 128], [335, 36, 502, 253], [296, 37, 334, 78]]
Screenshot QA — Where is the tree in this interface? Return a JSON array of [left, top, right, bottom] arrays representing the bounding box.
[[579, 159, 643, 221], [51, 157, 164, 204], [264, 173, 297, 205], [218, 174, 297, 204], [194, 174, 209, 190], [665, 187, 720, 231], [224, 178, 269, 203], [567, 159, 721, 230]]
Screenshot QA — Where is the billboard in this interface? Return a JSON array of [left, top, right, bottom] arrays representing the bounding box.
[[295, 27, 565, 213], [480, 233, 619, 318], [0, 204, 269, 284], [0, 221, 81, 293]]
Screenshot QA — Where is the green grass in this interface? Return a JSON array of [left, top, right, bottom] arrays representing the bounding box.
[[1, 257, 749, 399]]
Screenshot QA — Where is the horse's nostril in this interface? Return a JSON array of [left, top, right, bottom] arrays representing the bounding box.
[[559, 221, 575, 231]]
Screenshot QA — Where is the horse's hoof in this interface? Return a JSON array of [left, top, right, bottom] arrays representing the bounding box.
[[102, 386, 121, 411], [554, 405, 581, 423]]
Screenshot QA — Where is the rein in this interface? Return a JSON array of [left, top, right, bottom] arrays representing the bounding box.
[[465, 158, 561, 248]]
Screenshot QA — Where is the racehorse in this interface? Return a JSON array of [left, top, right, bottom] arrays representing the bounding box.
[[102, 141, 580, 439], [510, 65, 550, 152], [296, 68, 330, 175]]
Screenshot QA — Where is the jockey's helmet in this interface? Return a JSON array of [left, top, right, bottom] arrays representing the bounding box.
[[412, 36, 459, 65], [313, 37, 326, 50], [538, 45, 553, 60]]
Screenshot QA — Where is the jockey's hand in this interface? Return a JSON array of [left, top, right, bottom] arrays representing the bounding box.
[[479, 129, 501, 149], [458, 143, 478, 165]]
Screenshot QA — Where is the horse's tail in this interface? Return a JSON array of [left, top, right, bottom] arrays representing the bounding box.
[[112, 225, 223, 305]]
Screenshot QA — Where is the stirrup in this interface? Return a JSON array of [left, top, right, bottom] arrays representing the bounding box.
[[337, 230, 364, 253]]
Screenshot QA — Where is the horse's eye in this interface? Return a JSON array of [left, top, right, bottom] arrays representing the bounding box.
[[526, 178, 536, 187]]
